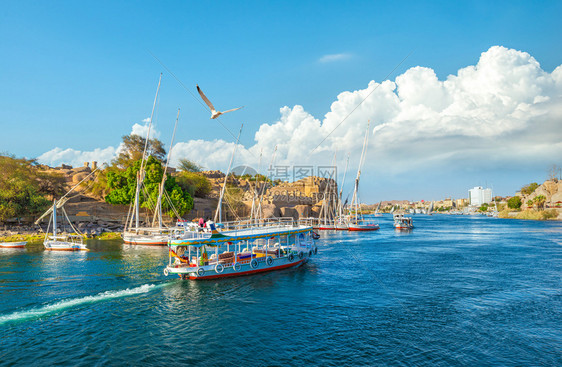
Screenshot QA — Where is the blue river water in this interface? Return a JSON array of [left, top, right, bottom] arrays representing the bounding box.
[[1, 215, 561, 366]]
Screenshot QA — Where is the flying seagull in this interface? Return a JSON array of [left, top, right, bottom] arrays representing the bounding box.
[[197, 85, 244, 119]]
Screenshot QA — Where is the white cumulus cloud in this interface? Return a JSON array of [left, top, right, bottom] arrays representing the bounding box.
[[38, 46, 562, 199], [37, 147, 117, 168], [38, 121, 161, 168], [168, 46, 562, 197]]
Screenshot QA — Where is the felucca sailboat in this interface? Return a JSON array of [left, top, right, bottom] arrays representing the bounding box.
[[35, 168, 100, 251], [123, 76, 184, 246], [347, 122, 379, 232]]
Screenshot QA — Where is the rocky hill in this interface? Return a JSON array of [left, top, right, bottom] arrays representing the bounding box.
[[517, 180, 562, 209]]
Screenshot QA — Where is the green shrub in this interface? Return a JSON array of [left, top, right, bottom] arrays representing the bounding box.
[[0, 155, 51, 221], [507, 196, 522, 209], [176, 172, 212, 198]]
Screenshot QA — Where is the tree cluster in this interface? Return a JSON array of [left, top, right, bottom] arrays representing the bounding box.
[[0, 155, 65, 222], [520, 182, 539, 195], [105, 156, 193, 217]]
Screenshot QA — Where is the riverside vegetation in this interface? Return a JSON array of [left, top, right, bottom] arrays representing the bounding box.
[[499, 176, 561, 220], [0, 133, 216, 241]]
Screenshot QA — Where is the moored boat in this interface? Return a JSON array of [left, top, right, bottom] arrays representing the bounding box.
[[40, 199, 88, 251], [0, 241, 27, 249], [44, 234, 87, 251], [164, 218, 317, 280], [35, 170, 98, 252], [348, 221, 380, 231], [123, 79, 186, 246], [344, 121, 379, 232]]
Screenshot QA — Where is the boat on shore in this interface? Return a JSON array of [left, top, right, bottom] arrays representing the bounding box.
[[164, 218, 317, 280], [0, 241, 27, 249]]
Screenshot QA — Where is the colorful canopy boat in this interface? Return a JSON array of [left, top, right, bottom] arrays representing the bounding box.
[[0, 241, 27, 249], [164, 218, 317, 280]]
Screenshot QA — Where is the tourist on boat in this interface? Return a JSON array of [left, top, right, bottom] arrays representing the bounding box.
[[198, 218, 204, 227]]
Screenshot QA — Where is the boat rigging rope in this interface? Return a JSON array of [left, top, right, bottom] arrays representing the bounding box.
[[141, 185, 158, 212], [223, 191, 242, 222], [163, 190, 181, 220], [124, 202, 133, 231], [62, 207, 84, 237]]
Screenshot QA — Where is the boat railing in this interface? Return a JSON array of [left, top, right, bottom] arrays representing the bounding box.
[[219, 217, 301, 232]]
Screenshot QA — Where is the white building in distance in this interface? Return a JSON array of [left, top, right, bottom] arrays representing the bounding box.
[[469, 186, 492, 206]]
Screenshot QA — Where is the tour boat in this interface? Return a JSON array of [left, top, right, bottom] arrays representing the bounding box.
[[0, 241, 27, 249], [393, 213, 414, 230], [164, 218, 317, 280]]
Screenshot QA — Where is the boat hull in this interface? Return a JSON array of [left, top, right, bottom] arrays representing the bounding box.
[[44, 242, 88, 251], [189, 258, 307, 280], [123, 239, 168, 246], [394, 226, 414, 230], [167, 248, 316, 280], [0, 241, 27, 248], [348, 225, 379, 231], [123, 233, 169, 246]]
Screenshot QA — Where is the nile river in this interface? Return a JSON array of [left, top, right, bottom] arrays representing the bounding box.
[[1, 215, 561, 366]]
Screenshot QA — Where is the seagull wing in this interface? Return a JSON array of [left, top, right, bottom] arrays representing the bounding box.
[[222, 106, 244, 114], [197, 85, 216, 111]]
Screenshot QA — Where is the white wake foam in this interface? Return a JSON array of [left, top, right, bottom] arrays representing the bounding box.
[[0, 284, 157, 325]]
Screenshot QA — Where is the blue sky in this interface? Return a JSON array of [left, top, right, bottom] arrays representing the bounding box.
[[1, 1, 561, 202]]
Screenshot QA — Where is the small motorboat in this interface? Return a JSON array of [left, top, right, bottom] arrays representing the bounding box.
[[394, 213, 414, 230]]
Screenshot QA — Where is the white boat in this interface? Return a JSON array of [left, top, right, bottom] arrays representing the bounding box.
[[44, 234, 87, 251], [374, 202, 383, 217], [393, 213, 414, 230], [123, 77, 186, 246], [35, 170, 98, 252], [164, 218, 317, 280], [41, 199, 88, 251], [0, 241, 27, 249], [345, 121, 379, 232]]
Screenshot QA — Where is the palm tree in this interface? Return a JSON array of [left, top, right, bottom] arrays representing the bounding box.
[[534, 195, 546, 210]]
